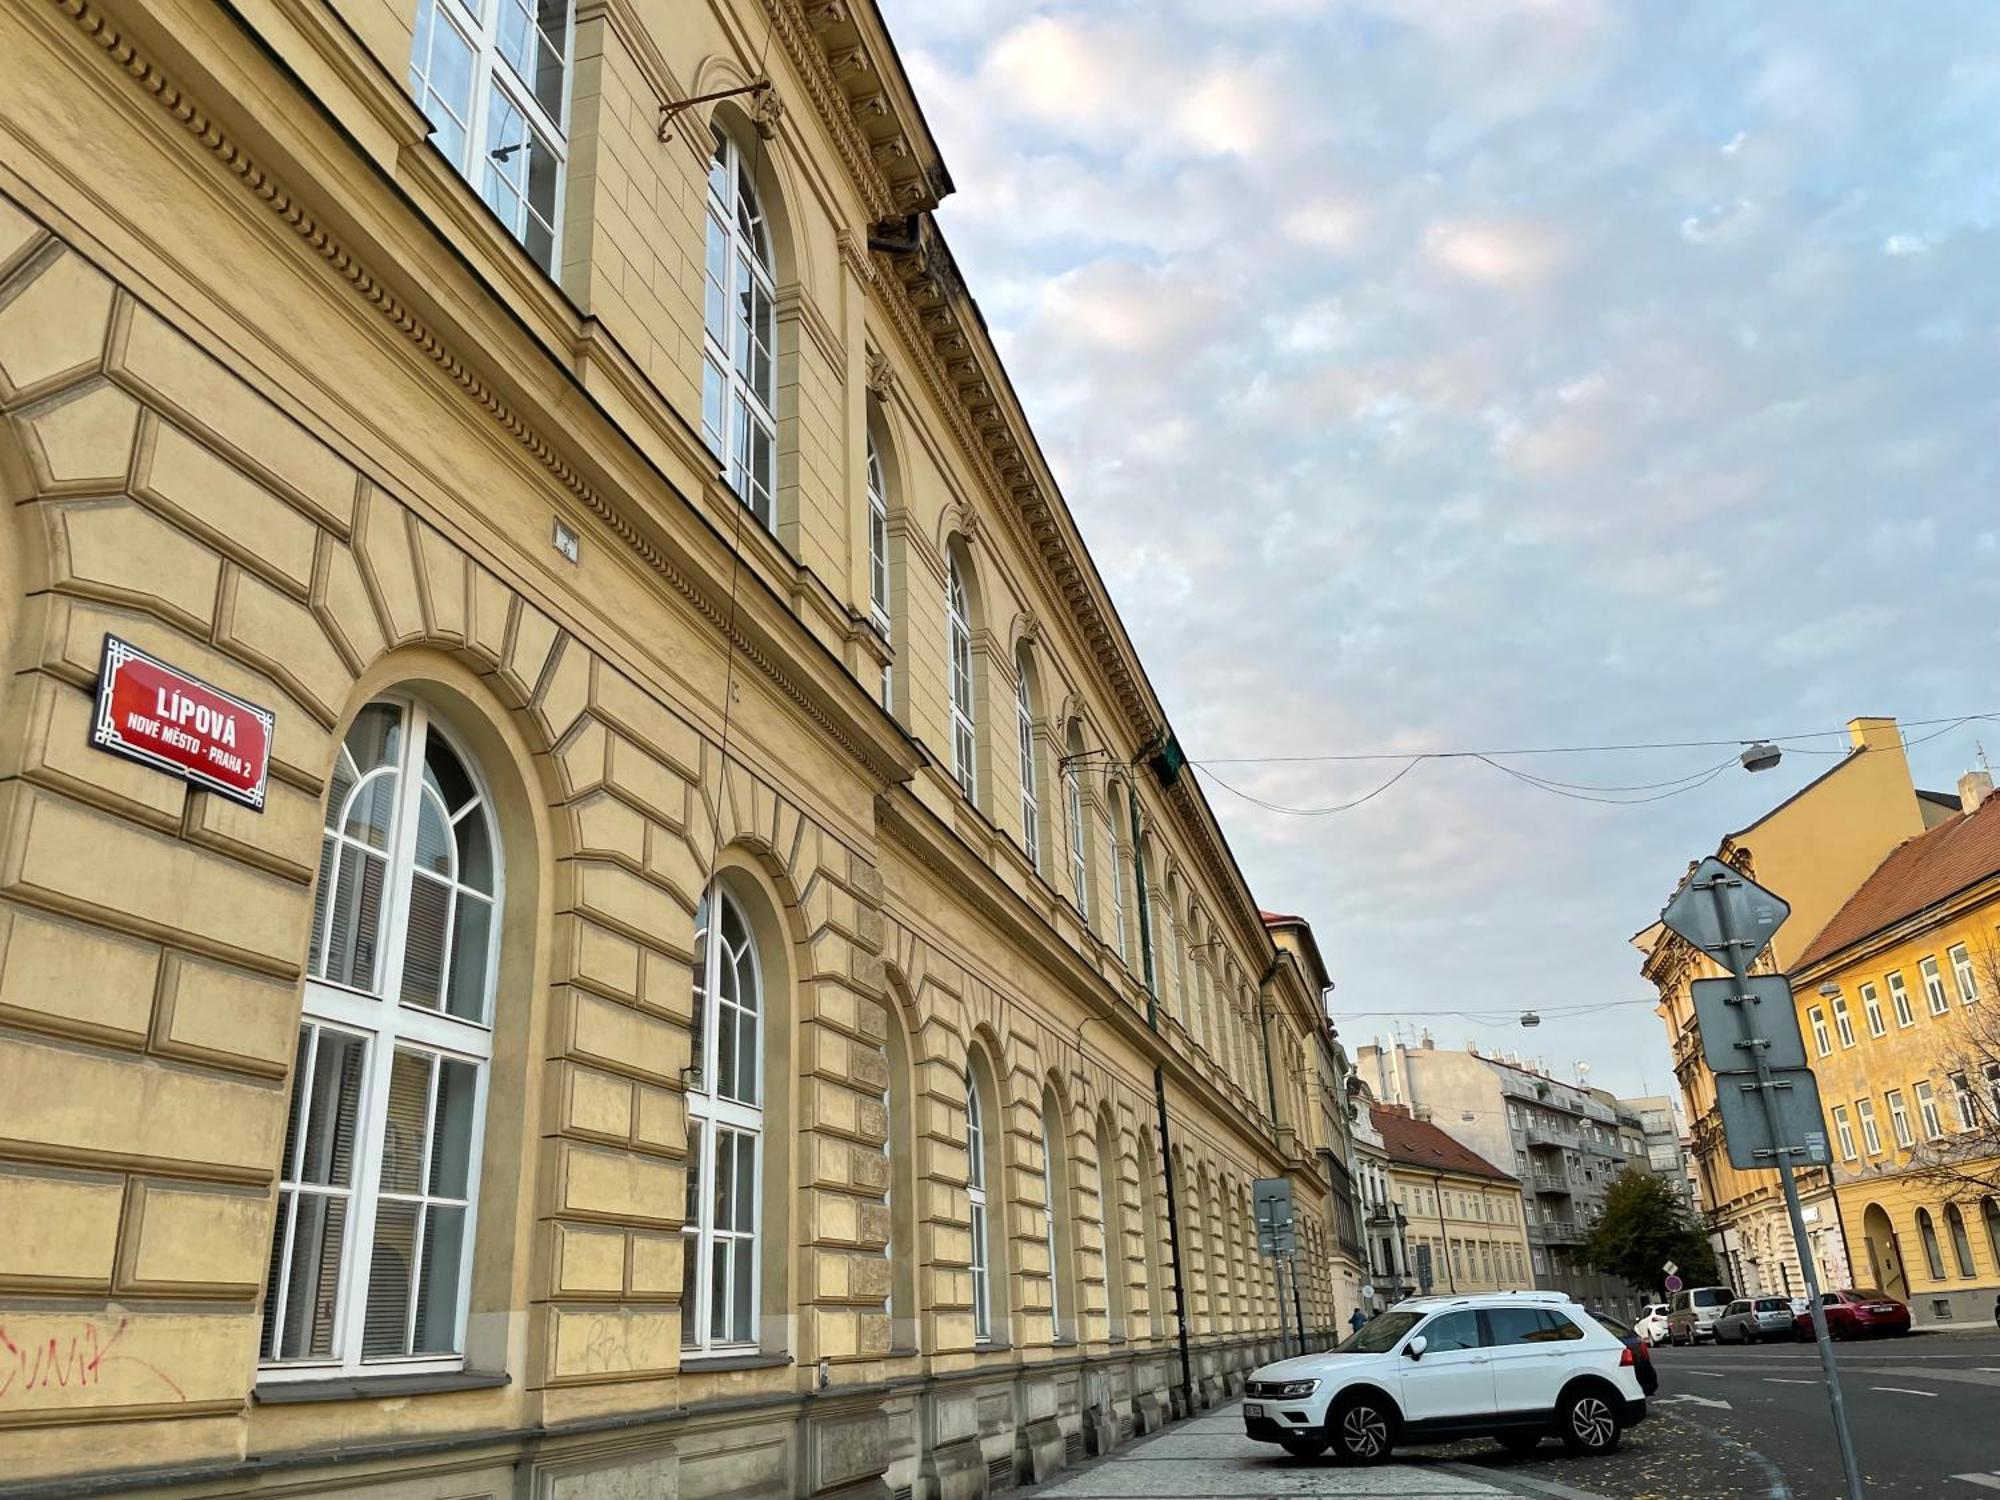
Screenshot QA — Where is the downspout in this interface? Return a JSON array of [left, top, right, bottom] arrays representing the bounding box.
[[1129, 777, 1195, 1420], [1433, 1170, 1455, 1293]]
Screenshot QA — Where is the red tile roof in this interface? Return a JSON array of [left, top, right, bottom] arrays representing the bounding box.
[[1793, 793, 2000, 971], [1259, 909, 1302, 926], [1370, 1103, 1517, 1183]]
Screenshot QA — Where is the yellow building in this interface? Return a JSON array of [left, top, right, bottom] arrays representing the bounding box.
[[1790, 770, 2000, 1327], [1371, 1105, 1533, 1298], [1635, 719, 1942, 1297], [0, 2, 1361, 1494]]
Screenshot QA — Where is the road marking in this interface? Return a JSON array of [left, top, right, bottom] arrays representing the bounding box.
[[1763, 1377, 1815, 1385], [1689, 1368, 1727, 1377], [1951, 1474, 2000, 1491], [1656, 1393, 1734, 1409], [1871, 1385, 1937, 1396]]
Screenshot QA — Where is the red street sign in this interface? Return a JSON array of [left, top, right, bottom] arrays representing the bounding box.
[[90, 635, 274, 810]]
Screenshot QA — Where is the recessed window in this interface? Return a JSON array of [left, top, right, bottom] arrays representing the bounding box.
[[263, 701, 500, 1377], [702, 126, 776, 529], [409, 0, 572, 272], [866, 437, 892, 711], [1856, 1098, 1882, 1155], [1832, 1105, 1856, 1161], [1949, 943, 1979, 1005], [947, 555, 976, 799], [967, 1070, 992, 1343], [1065, 727, 1089, 921], [1861, 982, 1886, 1038], [1887, 1089, 1914, 1149], [1832, 993, 1855, 1047], [1808, 1006, 1830, 1057], [1016, 656, 1040, 872], [1887, 972, 1915, 1028], [1920, 956, 1950, 1017], [1915, 1080, 1943, 1141]]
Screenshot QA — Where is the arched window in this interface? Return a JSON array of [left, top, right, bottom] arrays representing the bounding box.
[[1138, 837, 1161, 995], [947, 553, 976, 799], [1040, 1088, 1065, 1338], [1946, 1203, 1976, 1278], [1918, 1208, 1946, 1281], [1107, 782, 1130, 962], [702, 123, 776, 529], [1136, 1123, 1166, 1337], [408, 0, 573, 272], [1016, 652, 1041, 872], [263, 699, 500, 1377], [681, 883, 764, 1350], [883, 987, 919, 1350], [866, 435, 892, 711], [1065, 723, 1090, 921], [967, 1054, 996, 1344], [1985, 1197, 2000, 1269], [1095, 1111, 1126, 1340]]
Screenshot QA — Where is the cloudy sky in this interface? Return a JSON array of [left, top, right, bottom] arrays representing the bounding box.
[[876, 0, 2000, 1098]]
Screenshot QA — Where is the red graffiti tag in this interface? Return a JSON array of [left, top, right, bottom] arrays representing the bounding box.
[[0, 1319, 185, 1403]]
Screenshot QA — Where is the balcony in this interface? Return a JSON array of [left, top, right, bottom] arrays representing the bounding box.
[[1534, 1218, 1586, 1243], [1523, 1124, 1577, 1151], [1531, 1169, 1574, 1196]]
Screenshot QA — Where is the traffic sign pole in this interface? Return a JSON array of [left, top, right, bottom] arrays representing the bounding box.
[[1693, 865, 1864, 1500]]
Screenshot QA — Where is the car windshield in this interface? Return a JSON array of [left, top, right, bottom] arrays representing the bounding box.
[[1851, 1288, 1888, 1301], [1590, 1311, 1636, 1339], [1337, 1309, 1423, 1354], [1694, 1288, 1732, 1306], [1755, 1298, 1790, 1311]]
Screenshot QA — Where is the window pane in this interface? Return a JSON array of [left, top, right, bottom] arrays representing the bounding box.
[[363, 1200, 420, 1358], [716, 992, 737, 1101], [321, 844, 390, 990], [447, 893, 491, 1022], [345, 770, 399, 849], [274, 1193, 347, 1360], [731, 1237, 754, 1340], [735, 1009, 759, 1104], [429, 1057, 478, 1197], [415, 792, 454, 877], [497, 0, 568, 121], [733, 1130, 756, 1232], [679, 1225, 701, 1346], [380, 1049, 433, 1194], [424, 733, 476, 814], [455, 810, 493, 895], [714, 1130, 735, 1230], [704, 214, 728, 339], [710, 1234, 731, 1342], [701, 357, 725, 453], [1424, 1311, 1480, 1350], [414, 1204, 465, 1353], [400, 874, 452, 1010], [298, 1030, 367, 1186]]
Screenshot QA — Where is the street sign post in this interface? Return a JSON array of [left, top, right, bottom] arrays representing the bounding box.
[[1252, 1177, 1299, 1356], [1692, 976, 1809, 1074], [1660, 857, 1863, 1500], [1663, 1273, 1683, 1294]]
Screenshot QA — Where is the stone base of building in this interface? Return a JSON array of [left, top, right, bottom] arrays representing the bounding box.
[[1907, 1284, 2000, 1330]]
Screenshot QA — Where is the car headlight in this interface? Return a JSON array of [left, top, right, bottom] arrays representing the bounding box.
[[1271, 1379, 1319, 1398]]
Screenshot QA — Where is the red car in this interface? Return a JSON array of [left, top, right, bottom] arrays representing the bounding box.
[[1792, 1289, 1912, 1340]]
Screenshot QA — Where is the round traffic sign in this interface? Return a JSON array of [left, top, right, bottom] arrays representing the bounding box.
[[1664, 1274, 1684, 1293]]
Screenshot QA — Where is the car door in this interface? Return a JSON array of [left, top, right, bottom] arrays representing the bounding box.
[[1396, 1309, 1495, 1424], [1718, 1300, 1748, 1340], [1483, 1307, 1576, 1416]]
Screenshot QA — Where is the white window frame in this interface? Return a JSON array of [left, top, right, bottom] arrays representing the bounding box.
[[702, 125, 777, 529], [866, 438, 892, 711], [967, 1077, 992, 1344], [1949, 943, 1979, 1004], [1016, 664, 1040, 872], [1915, 1080, 1943, 1141], [1808, 1007, 1830, 1057], [409, 0, 573, 273], [1108, 820, 1128, 961], [681, 885, 765, 1356], [1857, 1098, 1882, 1155], [947, 557, 976, 799], [1887, 972, 1915, 1028], [263, 699, 500, 1382], [1832, 1105, 1856, 1161], [1831, 993, 1855, 1047], [1920, 955, 1950, 1016], [1066, 761, 1089, 921], [1986, 1062, 2000, 1123], [1861, 982, 1886, 1038], [1887, 1088, 1913, 1149], [1041, 1111, 1062, 1335], [1951, 1071, 1977, 1132]]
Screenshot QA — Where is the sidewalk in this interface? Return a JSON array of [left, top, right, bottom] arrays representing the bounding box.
[[1018, 1403, 1537, 1499]]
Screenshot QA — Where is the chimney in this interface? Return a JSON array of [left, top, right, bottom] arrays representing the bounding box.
[[1847, 716, 1900, 753], [1962, 770, 1994, 815], [1420, 1028, 1435, 1050]]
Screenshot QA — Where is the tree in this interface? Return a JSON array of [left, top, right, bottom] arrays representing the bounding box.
[[1905, 938, 2000, 1200], [1584, 1168, 1719, 1293]]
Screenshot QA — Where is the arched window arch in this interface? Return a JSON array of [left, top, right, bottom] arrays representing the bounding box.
[[866, 432, 892, 711], [1064, 722, 1092, 921], [264, 698, 501, 1377], [1095, 1109, 1127, 1341], [1945, 1203, 1975, 1278], [680, 880, 769, 1351], [1918, 1207, 1947, 1281], [703, 121, 776, 529], [881, 979, 920, 1352], [966, 1044, 1005, 1344], [1984, 1197, 2000, 1269], [1015, 649, 1042, 873], [1040, 1082, 1077, 1342], [946, 547, 978, 801]]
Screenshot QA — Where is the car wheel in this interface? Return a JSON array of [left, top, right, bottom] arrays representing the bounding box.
[[1559, 1388, 1622, 1456], [1330, 1393, 1395, 1465], [1496, 1431, 1543, 1455], [1746, 1326, 1760, 1345], [1278, 1435, 1329, 1460]]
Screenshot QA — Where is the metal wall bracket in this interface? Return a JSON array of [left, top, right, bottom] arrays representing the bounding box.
[[659, 78, 778, 145]]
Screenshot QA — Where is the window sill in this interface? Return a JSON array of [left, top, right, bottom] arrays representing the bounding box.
[[677, 1352, 794, 1373], [886, 1346, 921, 1359], [253, 1369, 509, 1405]]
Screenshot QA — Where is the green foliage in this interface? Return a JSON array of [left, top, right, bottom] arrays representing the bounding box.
[[1584, 1169, 1719, 1292]]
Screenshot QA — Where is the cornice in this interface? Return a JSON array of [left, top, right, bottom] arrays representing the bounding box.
[[1790, 870, 2000, 984], [45, 0, 916, 789]]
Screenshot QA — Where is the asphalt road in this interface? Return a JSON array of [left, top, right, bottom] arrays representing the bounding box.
[[1441, 1329, 2000, 1499]]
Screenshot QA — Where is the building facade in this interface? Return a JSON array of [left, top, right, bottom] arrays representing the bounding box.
[[0, 3, 1355, 1496], [1370, 1105, 1532, 1300], [1619, 1094, 1696, 1212], [1635, 718, 1933, 1299], [1349, 1081, 1412, 1309], [1790, 770, 2000, 1327], [1358, 1040, 1652, 1317]]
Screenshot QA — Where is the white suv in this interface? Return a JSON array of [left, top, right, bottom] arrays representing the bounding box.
[[1243, 1292, 1649, 1464]]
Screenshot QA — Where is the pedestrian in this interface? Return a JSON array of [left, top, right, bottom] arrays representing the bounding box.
[[1348, 1306, 1368, 1335]]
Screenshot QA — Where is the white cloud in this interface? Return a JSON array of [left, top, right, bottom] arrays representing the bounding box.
[[1422, 218, 1568, 288]]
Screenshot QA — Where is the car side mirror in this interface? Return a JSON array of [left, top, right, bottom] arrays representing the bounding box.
[[1403, 1335, 1427, 1361]]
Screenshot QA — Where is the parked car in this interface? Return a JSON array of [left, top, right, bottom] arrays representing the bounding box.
[[1791, 1289, 1912, 1340], [1713, 1296, 1797, 1344], [1665, 1286, 1736, 1345], [1634, 1304, 1671, 1346], [1583, 1309, 1659, 1395], [1242, 1290, 1649, 1464]]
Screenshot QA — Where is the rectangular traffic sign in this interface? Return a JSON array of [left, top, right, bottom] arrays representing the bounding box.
[[1253, 1177, 1295, 1257], [1692, 975, 1808, 1074], [1715, 1068, 1831, 1171]]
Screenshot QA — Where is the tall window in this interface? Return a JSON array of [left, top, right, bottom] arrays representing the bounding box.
[[1946, 1204, 1976, 1277], [702, 125, 776, 528], [1887, 1089, 1913, 1149], [1921, 956, 1950, 1016], [1857, 1098, 1882, 1154], [1861, 982, 1886, 1038], [867, 438, 891, 711], [1095, 1113, 1125, 1339], [1040, 1103, 1062, 1334], [263, 701, 499, 1376], [1888, 972, 1915, 1028], [947, 555, 976, 799], [1952, 1071, 1977, 1132], [1950, 943, 1979, 1004], [1917, 1209, 1946, 1280], [681, 885, 763, 1351], [1108, 792, 1129, 961], [1832, 993, 1855, 1047], [409, 0, 571, 272], [1808, 1007, 1830, 1057], [1065, 725, 1089, 920], [1832, 1104, 1856, 1160], [967, 1072, 992, 1344], [1915, 1080, 1943, 1140], [1016, 658, 1040, 872]]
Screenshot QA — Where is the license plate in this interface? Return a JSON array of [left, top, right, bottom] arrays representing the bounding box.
[[1244, 1403, 1264, 1418], [1870, 1305, 1897, 1313]]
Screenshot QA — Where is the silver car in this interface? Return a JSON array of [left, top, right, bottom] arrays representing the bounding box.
[[1713, 1296, 1796, 1344]]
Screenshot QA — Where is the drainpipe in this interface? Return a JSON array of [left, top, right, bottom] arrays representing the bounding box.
[[1129, 777, 1195, 1420], [1433, 1170, 1456, 1292]]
